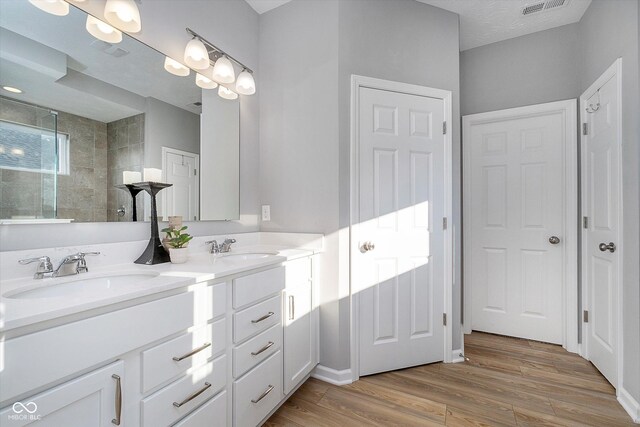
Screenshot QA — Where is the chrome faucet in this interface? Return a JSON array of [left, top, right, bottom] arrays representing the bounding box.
[[53, 252, 100, 277], [19, 252, 100, 279], [205, 238, 236, 254]]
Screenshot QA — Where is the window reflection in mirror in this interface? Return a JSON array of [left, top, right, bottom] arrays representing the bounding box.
[[0, 1, 240, 223]]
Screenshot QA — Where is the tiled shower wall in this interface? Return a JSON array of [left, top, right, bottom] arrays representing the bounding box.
[[106, 114, 145, 222], [0, 97, 108, 221]]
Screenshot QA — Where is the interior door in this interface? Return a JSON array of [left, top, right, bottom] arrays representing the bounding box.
[[357, 87, 445, 376], [582, 72, 620, 386], [466, 104, 567, 344], [163, 149, 199, 221]]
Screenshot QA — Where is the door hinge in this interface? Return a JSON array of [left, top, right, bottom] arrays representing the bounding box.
[[582, 123, 588, 135], [194, 169, 197, 175], [443, 121, 447, 135], [583, 216, 589, 229], [443, 313, 447, 326], [443, 217, 448, 230], [583, 310, 589, 323]]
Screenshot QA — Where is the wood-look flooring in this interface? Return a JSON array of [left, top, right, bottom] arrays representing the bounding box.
[[265, 332, 634, 426]]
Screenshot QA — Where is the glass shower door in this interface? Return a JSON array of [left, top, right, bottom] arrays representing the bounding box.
[[0, 97, 59, 221]]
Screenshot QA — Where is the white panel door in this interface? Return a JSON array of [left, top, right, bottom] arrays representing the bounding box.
[[284, 281, 314, 394], [467, 107, 566, 344], [582, 72, 620, 386], [357, 87, 445, 376], [163, 149, 199, 221]]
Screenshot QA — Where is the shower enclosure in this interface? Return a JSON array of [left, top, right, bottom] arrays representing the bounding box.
[[0, 97, 61, 221]]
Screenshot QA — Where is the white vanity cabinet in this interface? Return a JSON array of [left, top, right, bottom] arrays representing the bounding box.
[[0, 252, 319, 427], [283, 257, 317, 394]]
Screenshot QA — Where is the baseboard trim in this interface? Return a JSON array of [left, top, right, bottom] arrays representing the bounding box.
[[311, 365, 353, 385], [451, 349, 465, 363], [618, 387, 640, 423]]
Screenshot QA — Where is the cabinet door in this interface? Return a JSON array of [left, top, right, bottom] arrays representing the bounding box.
[[283, 280, 315, 394], [0, 360, 124, 427]]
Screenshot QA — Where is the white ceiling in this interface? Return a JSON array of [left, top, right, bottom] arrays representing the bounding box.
[[418, 0, 592, 51], [244, 0, 591, 51], [245, 0, 293, 14]]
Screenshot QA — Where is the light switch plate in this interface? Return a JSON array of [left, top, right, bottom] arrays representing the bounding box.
[[261, 205, 271, 221]]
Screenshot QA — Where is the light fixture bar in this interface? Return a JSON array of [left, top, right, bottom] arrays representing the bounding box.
[[186, 28, 253, 74]]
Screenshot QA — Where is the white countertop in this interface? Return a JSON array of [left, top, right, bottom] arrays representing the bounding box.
[[0, 237, 320, 333]]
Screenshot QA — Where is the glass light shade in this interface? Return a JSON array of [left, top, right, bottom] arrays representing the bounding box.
[[86, 15, 122, 43], [212, 56, 235, 84], [164, 57, 190, 77], [104, 0, 141, 33], [218, 86, 238, 100], [28, 0, 69, 16], [196, 73, 218, 90], [235, 70, 256, 95], [184, 38, 210, 70]]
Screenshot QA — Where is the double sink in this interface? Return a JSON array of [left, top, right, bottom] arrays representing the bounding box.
[[4, 251, 279, 300]]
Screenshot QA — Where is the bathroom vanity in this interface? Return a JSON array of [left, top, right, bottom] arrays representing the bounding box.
[[0, 233, 321, 426]]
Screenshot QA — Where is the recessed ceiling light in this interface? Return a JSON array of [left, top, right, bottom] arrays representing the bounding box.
[[11, 148, 25, 156], [2, 86, 23, 94]]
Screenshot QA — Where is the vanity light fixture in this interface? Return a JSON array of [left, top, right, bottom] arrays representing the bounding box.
[[86, 15, 122, 44], [104, 0, 141, 33], [2, 86, 23, 94], [218, 86, 238, 100], [164, 57, 190, 77], [184, 38, 210, 70], [236, 69, 256, 95], [28, 0, 69, 16], [196, 73, 218, 90], [185, 28, 255, 94]]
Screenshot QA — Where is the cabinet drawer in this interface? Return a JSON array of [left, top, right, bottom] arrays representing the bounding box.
[[142, 356, 226, 427], [233, 266, 285, 308], [1, 286, 221, 404], [173, 391, 227, 427], [142, 318, 226, 393], [233, 323, 282, 378], [234, 295, 281, 344], [233, 351, 283, 427]]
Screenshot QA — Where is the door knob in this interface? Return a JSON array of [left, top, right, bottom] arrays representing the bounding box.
[[360, 241, 375, 253], [599, 242, 616, 253], [549, 236, 560, 245]]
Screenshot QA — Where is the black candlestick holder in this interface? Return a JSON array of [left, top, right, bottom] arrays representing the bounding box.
[[131, 182, 173, 265], [114, 184, 144, 221]]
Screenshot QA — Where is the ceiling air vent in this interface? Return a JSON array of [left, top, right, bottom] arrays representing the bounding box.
[[522, 0, 569, 16]]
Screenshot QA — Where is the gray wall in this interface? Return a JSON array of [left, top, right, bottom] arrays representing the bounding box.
[[460, 23, 581, 115], [0, 0, 261, 250], [259, 0, 460, 371], [579, 0, 640, 405], [259, 0, 341, 368]]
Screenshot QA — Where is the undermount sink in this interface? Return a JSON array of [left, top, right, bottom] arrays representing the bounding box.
[[5, 272, 160, 300], [219, 252, 279, 261]]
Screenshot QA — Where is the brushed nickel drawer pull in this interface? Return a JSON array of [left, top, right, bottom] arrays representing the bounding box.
[[251, 341, 275, 356], [172, 342, 212, 361], [251, 312, 275, 324], [251, 384, 275, 403], [111, 374, 122, 425], [289, 295, 295, 320], [172, 382, 211, 408]]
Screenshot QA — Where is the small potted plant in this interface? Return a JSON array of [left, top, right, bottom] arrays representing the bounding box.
[[162, 225, 193, 264]]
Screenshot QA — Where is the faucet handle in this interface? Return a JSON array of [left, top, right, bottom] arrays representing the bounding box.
[[224, 238, 237, 244], [19, 256, 53, 279], [19, 256, 51, 265], [76, 252, 100, 273]]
